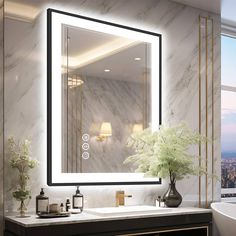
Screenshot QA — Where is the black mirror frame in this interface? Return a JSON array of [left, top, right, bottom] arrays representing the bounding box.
[[47, 8, 162, 186]]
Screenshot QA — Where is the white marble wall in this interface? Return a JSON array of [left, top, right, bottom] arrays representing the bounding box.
[[4, 0, 220, 217]]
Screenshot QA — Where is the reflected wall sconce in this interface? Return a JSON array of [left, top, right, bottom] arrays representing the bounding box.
[[132, 123, 143, 133], [68, 76, 84, 89], [96, 122, 112, 141]]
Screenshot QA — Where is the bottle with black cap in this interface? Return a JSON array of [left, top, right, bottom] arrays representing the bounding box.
[[65, 198, 71, 212], [36, 188, 49, 215], [72, 186, 84, 212]]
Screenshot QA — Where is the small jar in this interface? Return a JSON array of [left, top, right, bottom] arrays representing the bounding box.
[[49, 203, 59, 213], [60, 203, 64, 212]]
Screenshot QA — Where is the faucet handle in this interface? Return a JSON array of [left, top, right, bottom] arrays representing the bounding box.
[[116, 191, 123, 207], [115, 191, 132, 207]]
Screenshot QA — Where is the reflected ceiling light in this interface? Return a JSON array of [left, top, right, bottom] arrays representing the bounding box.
[[5, 2, 40, 22], [68, 77, 84, 89], [134, 57, 141, 61], [96, 122, 112, 142], [63, 38, 141, 69], [104, 69, 111, 72]]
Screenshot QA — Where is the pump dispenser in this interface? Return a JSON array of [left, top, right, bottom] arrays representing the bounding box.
[[66, 198, 71, 212], [72, 186, 84, 212], [36, 188, 49, 215]]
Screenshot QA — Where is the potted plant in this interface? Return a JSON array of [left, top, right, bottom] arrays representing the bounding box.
[[8, 137, 38, 217], [124, 123, 205, 207]]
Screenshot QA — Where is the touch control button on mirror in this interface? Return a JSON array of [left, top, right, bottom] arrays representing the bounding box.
[[82, 143, 89, 150], [82, 152, 90, 160], [82, 134, 90, 141]]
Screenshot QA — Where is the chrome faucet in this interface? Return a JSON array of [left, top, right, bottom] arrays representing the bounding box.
[[116, 190, 132, 207]]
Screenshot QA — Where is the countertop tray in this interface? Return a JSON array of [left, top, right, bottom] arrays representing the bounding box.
[[37, 212, 70, 218]]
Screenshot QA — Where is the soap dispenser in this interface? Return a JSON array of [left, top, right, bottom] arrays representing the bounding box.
[[72, 186, 84, 212], [36, 188, 49, 215]]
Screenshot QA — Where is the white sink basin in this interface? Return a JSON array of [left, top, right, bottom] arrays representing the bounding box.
[[84, 205, 173, 216]]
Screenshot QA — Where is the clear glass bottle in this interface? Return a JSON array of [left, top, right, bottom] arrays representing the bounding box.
[[36, 188, 49, 215], [72, 186, 84, 212]]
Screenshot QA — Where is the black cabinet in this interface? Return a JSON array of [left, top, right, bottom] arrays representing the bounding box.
[[160, 227, 208, 235], [119, 226, 208, 235], [5, 212, 212, 236]]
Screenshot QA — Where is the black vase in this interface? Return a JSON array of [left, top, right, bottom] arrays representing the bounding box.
[[163, 182, 182, 207]]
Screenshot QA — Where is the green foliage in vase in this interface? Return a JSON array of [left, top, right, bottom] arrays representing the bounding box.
[[8, 137, 38, 202], [124, 123, 206, 183]]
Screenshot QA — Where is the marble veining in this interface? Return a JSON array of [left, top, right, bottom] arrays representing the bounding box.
[[5, 207, 211, 227], [3, 0, 220, 216]]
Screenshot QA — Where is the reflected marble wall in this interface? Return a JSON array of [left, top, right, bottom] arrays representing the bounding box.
[[64, 76, 145, 173], [4, 0, 220, 214]]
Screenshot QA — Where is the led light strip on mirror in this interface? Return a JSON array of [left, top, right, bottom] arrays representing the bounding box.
[[47, 8, 162, 185]]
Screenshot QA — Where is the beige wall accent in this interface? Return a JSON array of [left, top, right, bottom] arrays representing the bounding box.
[[198, 16, 219, 208], [3, 0, 221, 216]]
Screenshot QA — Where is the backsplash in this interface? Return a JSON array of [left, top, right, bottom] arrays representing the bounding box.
[[3, 0, 220, 218]]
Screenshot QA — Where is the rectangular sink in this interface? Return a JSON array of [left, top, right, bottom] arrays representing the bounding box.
[[84, 205, 173, 216]]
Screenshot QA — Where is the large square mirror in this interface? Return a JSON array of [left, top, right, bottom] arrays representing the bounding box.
[[47, 9, 162, 185]]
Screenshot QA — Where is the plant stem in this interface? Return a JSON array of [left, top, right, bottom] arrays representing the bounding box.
[[169, 170, 172, 183]]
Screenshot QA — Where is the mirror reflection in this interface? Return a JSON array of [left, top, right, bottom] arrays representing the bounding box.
[[48, 9, 161, 185], [61, 25, 151, 173]]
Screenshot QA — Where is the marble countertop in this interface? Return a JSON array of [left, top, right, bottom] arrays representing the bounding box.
[[5, 206, 212, 228]]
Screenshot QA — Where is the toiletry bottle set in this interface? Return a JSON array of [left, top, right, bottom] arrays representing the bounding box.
[[60, 203, 64, 212], [36, 188, 49, 215], [66, 198, 71, 212], [36, 187, 84, 215], [72, 186, 84, 212], [156, 195, 166, 207]]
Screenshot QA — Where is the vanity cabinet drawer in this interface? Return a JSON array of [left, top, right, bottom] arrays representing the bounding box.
[[158, 227, 208, 236], [120, 225, 209, 236]]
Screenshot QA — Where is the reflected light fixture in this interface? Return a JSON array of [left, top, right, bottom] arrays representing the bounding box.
[[134, 57, 141, 61], [132, 124, 143, 133], [104, 69, 111, 72], [68, 77, 84, 89], [62, 38, 140, 69], [96, 122, 112, 141]]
